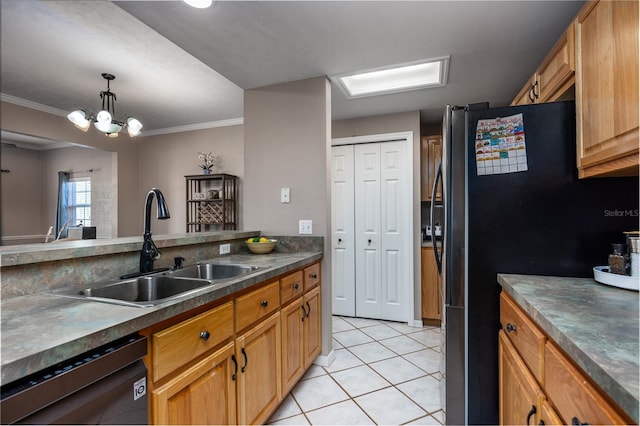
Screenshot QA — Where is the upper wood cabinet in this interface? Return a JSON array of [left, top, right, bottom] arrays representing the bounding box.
[[575, 0, 639, 178], [511, 23, 575, 106], [420, 135, 443, 202]]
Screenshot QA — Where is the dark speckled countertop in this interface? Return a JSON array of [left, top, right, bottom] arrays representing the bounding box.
[[498, 274, 639, 423], [1, 252, 322, 385]]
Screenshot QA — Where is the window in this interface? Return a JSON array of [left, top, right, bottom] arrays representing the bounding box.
[[67, 177, 91, 227]]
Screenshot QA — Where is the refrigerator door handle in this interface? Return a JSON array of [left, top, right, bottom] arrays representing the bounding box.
[[430, 161, 443, 274]]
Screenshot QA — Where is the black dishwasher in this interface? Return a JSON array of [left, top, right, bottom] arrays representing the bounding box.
[[1, 334, 148, 425]]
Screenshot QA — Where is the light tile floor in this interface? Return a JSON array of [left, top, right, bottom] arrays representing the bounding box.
[[268, 316, 444, 425]]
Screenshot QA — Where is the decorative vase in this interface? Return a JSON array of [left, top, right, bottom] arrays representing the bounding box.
[[202, 169, 211, 175]]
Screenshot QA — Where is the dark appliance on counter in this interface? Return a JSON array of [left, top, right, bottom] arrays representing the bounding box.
[[1, 334, 148, 424], [432, 101, 639, 425]]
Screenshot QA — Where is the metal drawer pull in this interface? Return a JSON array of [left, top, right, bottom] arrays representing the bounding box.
[[231, 355, 238, 381], [293, 283, 300, 290], [199, 330, 210, 341], [301, 304, 307, 321], [506, 323, 517, 333], [526, 405, 536, 425], [571, 417, 589, 426], [306, 301, 311, 318], [310, 273, 318, 279], [241, 347, 248, 372], [260, 300, 268, 308]]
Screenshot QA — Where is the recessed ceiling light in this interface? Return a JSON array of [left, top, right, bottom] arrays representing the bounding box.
[[183, 0, 213, 8], [333, 56, 450, 99]]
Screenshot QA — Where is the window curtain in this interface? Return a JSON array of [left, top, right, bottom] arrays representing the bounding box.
[[55, 171, 70, 238]]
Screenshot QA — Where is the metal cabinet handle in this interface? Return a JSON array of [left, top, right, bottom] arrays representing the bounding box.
[[241, 347, 248, 373], [310, 273, 318, 279], [306, 301, 311, 318], [367, 239, 372, 244], [506, 323, 517, 333], [572, 417, 589, 425], [200, 330, 210, 341], [260, 300, 268, 308], [532, 80, 539, 99], [528, 85, 535, 103], [338, 238, 342, 243], [301, 304, 307, 322], [293, 283, 300, 290], [526, 405, 537, 425], [231, 354, 238, 381]]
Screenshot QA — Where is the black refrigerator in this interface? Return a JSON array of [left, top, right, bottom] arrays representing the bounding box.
[[432, 101, 639, 425]]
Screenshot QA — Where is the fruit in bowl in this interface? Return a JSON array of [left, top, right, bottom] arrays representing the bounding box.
[[246, 237, 277, 254]]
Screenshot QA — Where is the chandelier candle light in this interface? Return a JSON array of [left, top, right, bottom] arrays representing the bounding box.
[[67, 73, 143, 138]]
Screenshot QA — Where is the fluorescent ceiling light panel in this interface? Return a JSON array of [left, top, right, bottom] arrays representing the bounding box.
[[335, 56, 449, 98]]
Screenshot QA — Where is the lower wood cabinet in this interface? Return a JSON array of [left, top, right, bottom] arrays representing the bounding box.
[[499, 292, 632, 425], [421, 247, 441, 321], [152, 341, 237, 425], [498, 331, 545, 426], [144, 261, 322, 425], [235, 311, 282, 425]]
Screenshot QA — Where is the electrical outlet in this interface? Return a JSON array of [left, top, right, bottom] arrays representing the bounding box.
[[280, 187, 290, 203], [299, 220, 312, 235], [219, 243, 230, 255]]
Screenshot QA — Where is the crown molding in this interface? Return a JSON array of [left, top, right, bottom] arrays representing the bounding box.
[[1, 93, 244, 135]]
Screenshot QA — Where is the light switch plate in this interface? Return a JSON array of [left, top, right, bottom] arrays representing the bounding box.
[[219, 243, 230, 255], [280, 187, 290, 203], [299, 220, 312, 235]]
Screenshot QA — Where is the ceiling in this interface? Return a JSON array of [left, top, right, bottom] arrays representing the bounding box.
[[0, 0, 584, 137]]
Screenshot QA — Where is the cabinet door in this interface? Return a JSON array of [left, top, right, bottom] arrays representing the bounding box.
[[152, 342, 236, 425], [303, 286, 322, 368], [576, 0, 639, 178], [420, 136, 443, 201], [537, 23, 575, 103], [420, 247, 441, 320], [499, 331, 542, 426], [236, 311, 282, 425], [281, 298, 305, 395]]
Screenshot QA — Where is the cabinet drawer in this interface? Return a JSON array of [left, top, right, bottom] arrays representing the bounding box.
[[235, 281, 280, 332], [280, 270, 304, 305], [152, 301, 234, 382], [544, 341, 629, 425], [500, 292, 546, 382], [303, 263, 320, 291]]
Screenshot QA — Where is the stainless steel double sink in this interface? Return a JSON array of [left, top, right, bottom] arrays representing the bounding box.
[[54, 263, 267, 308]]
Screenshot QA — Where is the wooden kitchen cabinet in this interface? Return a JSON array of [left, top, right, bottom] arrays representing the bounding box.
[[575, 0, 639, 178], [152, 342, 237, 425], [303, 285, 322, 367], [420, 135, 442, 201], [498, 331, 544, 426], [499, 292, 632, 425], [511, 23, 575, 106], [281, 264, 322, 395], [421, 247, 441, 321], [145, 260, 321, 425], [235, 311, 282, 425]]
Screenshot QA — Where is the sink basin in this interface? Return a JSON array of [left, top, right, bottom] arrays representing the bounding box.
[[53, 263, 268, 307], [164, 263, 266, 280], [55, 276, 213, 307]]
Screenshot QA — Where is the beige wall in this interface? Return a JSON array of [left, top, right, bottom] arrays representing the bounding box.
[[244, 76, 333, 357], [0, 146, 43, 243], [136, 125, 245, 235], [332, 110, 424, 324], [1, 101, 140, 236]]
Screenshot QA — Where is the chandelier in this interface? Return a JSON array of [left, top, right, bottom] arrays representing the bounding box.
[[67, 73, 143, 138]]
